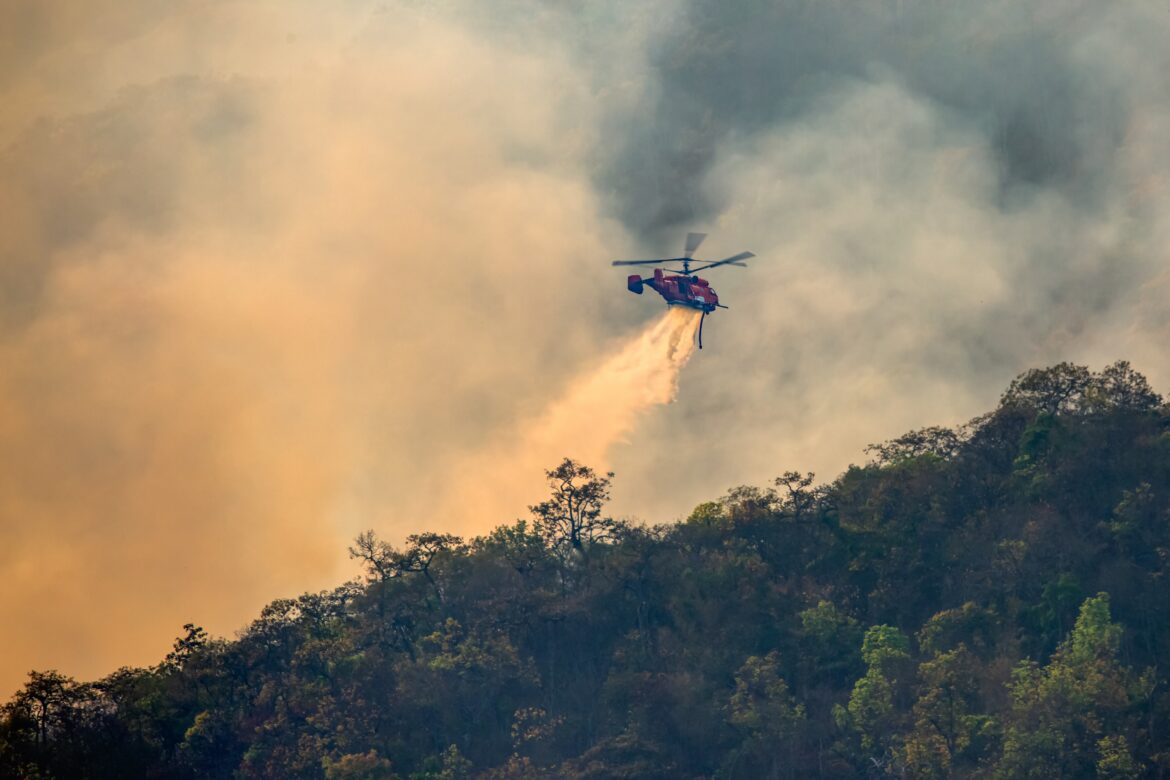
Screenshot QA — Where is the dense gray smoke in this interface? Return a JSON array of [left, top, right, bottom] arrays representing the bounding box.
[[597, 0, 1170, 518], [601, 1, 1145, 239]]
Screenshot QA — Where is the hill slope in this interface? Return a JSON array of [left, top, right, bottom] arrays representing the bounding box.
[[4, 361, 1170, 779]]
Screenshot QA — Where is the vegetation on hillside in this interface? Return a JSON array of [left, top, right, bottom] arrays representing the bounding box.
[[4, 361, 1170, 778]]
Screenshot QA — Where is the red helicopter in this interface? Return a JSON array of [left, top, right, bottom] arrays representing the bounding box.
[[612, 232, 755, 348]]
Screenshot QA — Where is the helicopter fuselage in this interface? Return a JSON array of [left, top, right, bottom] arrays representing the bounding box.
[[627, 268, 719, 313], [613, 232, 752, 348]]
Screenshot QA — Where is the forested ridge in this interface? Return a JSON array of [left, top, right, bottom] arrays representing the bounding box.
[[5, 361, 1170, 779]]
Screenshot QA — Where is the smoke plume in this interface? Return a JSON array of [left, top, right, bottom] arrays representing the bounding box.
[[440, 307, 702, 535], [3, 0, 1170, 697]]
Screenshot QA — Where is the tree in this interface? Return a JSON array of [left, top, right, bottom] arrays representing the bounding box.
[[774, 471, 819, 521], [1096, 735, 1141, 780], [1087, 361, 1162, 413], [835, 625, 911, 762], [0, 670, 100, 777], [397, 532, 465, 602], [322, 749, 399, 779], [727, 652, 806, 779], [900, 645, 994, 778], [6, 671, 95, 750], [396, 619, 538, 766], [163, 623, 209, 670], [1000, 362, 1093, 415], [350, 530, 399, 583], [412, 744, 473, 780], [797, 601, 863, 689], [1000, 361, 1162, 417], [5, 361, 1170, 777], [865, 427, 963, 465], [997, 593, 1144, 778], [529, 459, 619, 553], [474, 520, 547, 577], [349, 531, 464, 602]]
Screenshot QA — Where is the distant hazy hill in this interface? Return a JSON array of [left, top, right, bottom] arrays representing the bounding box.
[[4, 361, 1170, 779]]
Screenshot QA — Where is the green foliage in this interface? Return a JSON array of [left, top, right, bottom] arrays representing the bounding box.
[[997, 594, 1144, 778], [5, 362, 1170, 779], [726, 652, 806, 778], [799, 601, 858, 646], [860, 625, 910, 672], [164, 624, 210, 670], [835, 625, 913, 758], [1068, 593, 1123, 663], [1097, 735, 1141, 780], [901, 646, 997, 777], [409, 745, 472, 780], [866, 426, 963, 465], [323, 750, 398, 780], [728, 652, 806, 736], [684, 500, 730, 530], [1000, 360, 1161, 417], [917, 603, 997, 657]]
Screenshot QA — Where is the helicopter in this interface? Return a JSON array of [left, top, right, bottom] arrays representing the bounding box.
[[612, 232, 755, 348]]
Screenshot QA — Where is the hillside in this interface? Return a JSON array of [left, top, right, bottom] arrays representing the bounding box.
[[4, 361, 1170, 779]]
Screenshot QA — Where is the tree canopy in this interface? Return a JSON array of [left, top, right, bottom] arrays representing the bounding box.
[[4, 360, 1170, 778]]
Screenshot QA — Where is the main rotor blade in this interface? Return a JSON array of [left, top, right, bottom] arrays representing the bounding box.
[[684, 232, 707, 258], [612, 257, 687, 266], [690, 251, 755, 273]]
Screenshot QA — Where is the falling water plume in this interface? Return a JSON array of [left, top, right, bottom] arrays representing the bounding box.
[[436, 307, 702, 535]]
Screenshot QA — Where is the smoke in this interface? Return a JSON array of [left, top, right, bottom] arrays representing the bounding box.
[[439, 307, 701, 535], [597, 1, 1144, 241], [604, 0, 1170, 521], [3, 0, 1170, 696], [0, 0, 619, 694]]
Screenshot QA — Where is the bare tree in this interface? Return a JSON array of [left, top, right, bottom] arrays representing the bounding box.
[[349, 530, 398, 583], [774, 471, 819, 521], [396, 532, 464, 602], [349, 530, 463, 602]]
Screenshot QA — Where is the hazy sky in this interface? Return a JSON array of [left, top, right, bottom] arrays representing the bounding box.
[[2, 0, 1169, 696]]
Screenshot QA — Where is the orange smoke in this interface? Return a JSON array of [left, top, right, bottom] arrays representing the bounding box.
[[437, 307, 703, 534]]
